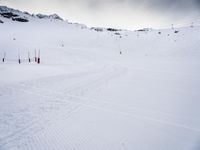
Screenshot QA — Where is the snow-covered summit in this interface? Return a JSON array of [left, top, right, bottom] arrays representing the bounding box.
[[0, 6, 29, 22], [35, 13, 63, 21], [0, 6, 63, 23], [0, 6, 20, 14]]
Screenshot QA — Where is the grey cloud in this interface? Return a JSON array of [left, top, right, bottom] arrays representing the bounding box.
[[0, 0, 200, 29], [105, 0, 199, 12], [194, 0, 200, 6], [2, 0, 200, 11]]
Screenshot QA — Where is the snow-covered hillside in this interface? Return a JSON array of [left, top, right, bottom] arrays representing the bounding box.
[[0, 6, 200, 150]]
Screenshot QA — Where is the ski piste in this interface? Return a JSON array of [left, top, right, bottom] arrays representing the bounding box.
[[0, 6, 200, 150]]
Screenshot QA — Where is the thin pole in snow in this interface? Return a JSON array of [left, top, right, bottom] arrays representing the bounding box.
[[35, 50, 37, 62], [37, 50, 40, 64], [2, 52, 6, 62], [28, 51, 31, 63], [18, 52, 21, 64]]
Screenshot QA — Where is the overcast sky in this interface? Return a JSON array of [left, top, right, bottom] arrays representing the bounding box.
[[0, 0, 200, 29]]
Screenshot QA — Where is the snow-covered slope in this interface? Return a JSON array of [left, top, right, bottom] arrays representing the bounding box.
[[0, 6, 64, 22], [0, 6, 200, 150]]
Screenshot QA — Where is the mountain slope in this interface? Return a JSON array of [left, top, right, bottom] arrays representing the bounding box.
[[0, 6, 200, 150]]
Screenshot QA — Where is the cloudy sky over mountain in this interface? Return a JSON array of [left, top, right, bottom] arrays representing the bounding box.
[[1, 0, 200, 29]]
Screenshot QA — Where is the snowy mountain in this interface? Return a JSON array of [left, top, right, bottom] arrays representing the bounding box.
[[0, 6, 64, 23], [0, 6, 200, 150]]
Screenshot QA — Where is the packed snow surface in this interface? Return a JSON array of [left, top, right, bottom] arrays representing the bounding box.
[[1, 6, 200, 150]]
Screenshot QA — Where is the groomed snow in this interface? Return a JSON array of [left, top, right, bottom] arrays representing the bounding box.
[[0, 12, 200, 150]]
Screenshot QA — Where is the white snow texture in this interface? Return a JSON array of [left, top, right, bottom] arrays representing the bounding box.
[[0, 6, 200, 150]]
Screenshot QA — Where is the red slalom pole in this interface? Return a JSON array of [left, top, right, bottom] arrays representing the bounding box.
[[35, 50, 37, 62]]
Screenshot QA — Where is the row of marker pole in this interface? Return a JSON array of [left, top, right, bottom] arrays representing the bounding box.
[[2, 50, 40, 64]]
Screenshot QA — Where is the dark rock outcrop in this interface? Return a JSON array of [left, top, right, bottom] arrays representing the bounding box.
[[0, 12, 18, 18], [107, 28, 120, 32], [91, 27, 103, 32], [36, 13, 63, 21], [12, 17, 29, 22], [0, 6, 29, 22]]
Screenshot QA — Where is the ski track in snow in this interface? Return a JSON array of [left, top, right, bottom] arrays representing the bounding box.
[[0, 64, 200, 149], [1, 9, 200, 149], [0, 64, 127, 149]]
